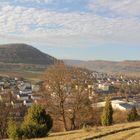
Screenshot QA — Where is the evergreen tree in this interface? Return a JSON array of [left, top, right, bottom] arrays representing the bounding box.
[[101, 96, 113, 126], [21, 104, 53, 139], [127, 106, 138, 122]]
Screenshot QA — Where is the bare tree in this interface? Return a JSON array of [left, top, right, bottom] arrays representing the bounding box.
[[42, 63, 96, 131], [0, 102, 11, 139], [66, 67, 94, 130]]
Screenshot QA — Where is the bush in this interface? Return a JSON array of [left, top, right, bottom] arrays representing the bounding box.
[[127, 106, 139, 122], [113, 110, 128, 123], [7, 104, 53, 139], [21, 104, 53, 139], [82, 124, 92, 132]]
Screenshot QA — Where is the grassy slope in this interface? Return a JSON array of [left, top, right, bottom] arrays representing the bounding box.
[[36, 121, 140, 140]]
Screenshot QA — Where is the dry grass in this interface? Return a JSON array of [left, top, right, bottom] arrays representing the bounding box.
[[33, 121, 140, 140], [96, 128, 140, 140], [127, 130, 140, 140]]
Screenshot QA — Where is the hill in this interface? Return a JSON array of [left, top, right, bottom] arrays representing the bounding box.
[[33, 121, 140, 140], [0, 43, 56, 65], [0, 43, 57, 80], [64, 60, 140, 76]]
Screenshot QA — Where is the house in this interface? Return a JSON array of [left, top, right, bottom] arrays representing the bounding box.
[[19, 89, 32, 95], [19, 82, 32, 95], [17, 94, 29, 100], [88, 85, 94, 89], [95, 100, 134, 111], [111, 100, 134, 111], [9, 79, 16, 86], [32, 84, 40, 92], [116, 103, 133, 111], [11, 100, 23, 108], [0, 81, 4, 86], [31, 94, 42, 100], [98, 83, 110, 92], [23, 100, 33, 107]]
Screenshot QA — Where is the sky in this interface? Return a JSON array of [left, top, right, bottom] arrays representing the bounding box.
[[0, 0, 140, 61]]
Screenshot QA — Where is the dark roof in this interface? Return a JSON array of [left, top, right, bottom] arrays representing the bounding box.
[[119, 103, 133, 109], [18, 94, 28, 97], [25, 100, 33, 103]]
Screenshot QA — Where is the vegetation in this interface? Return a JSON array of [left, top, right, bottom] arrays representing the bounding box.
[[113, 110, 128, 123], [21, 104, 53, 139], [0, 43, 56, 65], [0, 43, 58, 80], [0, 102, 11, 139], [0, 62, 139, 139], [7, 119, 20, 140], [127, 106, 139, 122], [7, 104, 53, 139], [119, 84, 140, 100], [101, 96, 113, 126], [29, 121, 140, 140], [43, 63, 96, 131], [64, 60, 140, 77]]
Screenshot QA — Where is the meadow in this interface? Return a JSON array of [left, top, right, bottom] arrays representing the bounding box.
[[35, 121, 140, 140]]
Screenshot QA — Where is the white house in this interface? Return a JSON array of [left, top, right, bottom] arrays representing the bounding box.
[[0, 81, 4, 86], [88, 85, 94, 89], [19, 89, 32, 95], [98, 83, 110, 92], [32, 84, 40, 92]]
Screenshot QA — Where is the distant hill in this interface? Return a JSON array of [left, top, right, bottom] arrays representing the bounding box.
[[0, 43, 56, 65], [64, 60, 140, 76]]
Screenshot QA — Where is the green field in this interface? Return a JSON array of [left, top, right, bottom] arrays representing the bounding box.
[[35, 121, 140, 140]]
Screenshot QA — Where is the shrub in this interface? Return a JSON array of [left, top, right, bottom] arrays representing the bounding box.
[[113, 110, 128, 123], [127, 106, 139, 122], [21, 104, 53, 139], [82, 124, 92, 132], [7, 104, 53, 139]]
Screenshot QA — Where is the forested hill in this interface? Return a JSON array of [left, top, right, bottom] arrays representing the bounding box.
[[0, 43, 56, 65], [64, 60, 140, 76]]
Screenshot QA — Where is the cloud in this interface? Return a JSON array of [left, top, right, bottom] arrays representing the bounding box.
[[88, 0, 140, 17], [21, 0, 52, 3], [0, 3, 140, 48], [16, 0, 80, 4]]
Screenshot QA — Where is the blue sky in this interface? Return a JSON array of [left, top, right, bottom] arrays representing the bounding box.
[[0, 0, 140, 61]]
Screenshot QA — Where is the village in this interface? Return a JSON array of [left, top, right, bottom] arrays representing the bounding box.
[[0, 71, 140, 112], [0, 76, 42, 107]]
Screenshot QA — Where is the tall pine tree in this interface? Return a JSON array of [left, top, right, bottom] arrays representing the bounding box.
[[101, 96, 113, 126]]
